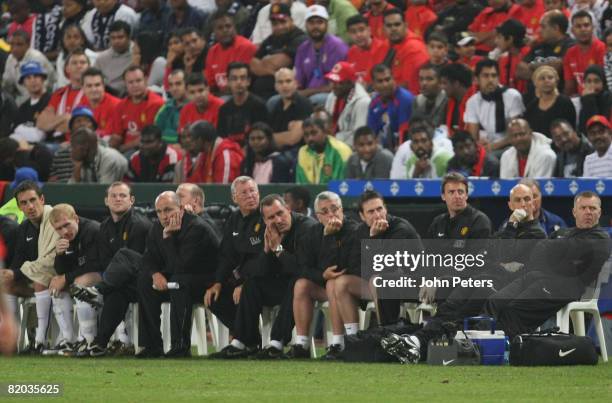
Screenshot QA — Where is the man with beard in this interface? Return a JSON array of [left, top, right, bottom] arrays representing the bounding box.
[[217, 63, 269, 146], [285, 191, 361, 359], [69, 127, 128, 184], [127, 125, 183, 183], [296, 117, 352, 184], [500, 118, 556, 178], [210, 194, 317, 359], [551, 119, 594, 178], [294, 5, 347, 106], [394, 121, 453, 179], [583, 115, 612, 177], [446, 130, 500, 178], [205, 11, 257, 96], [324, 62, 371, 146], [411, 64, 449, 129], [250, 3, 307, 100]]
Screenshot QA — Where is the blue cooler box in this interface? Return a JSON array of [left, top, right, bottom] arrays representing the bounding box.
[[455, 316, 506, 365]]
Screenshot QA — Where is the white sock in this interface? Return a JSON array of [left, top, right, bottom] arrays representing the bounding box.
[[269, 340, 283, 350], [4, 293, 19, 320], [52, 292, 74, 343], [344, 323, 359, 336], [115, 321, 130, 345], [75, 300, 97, 343], [34, 290, 52, 345], [230, 339, 245, 350], [332, 334, 345, 349], [295, 335, 310, 348]]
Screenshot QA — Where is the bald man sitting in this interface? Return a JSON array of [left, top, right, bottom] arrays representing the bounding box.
[[136, 191, 220, 358]]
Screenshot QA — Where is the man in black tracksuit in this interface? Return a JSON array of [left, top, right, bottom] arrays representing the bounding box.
[[484, 191, 610, 339], [0, 216, 19, 269], [420, 172, 492, 303], [137, 191, 220, 358], [78, 182, 152, 357], [382, 184, 547, 363], [211, 194, 317, 359], [285, 191, 361, 359], [204, 177, 266, 332]]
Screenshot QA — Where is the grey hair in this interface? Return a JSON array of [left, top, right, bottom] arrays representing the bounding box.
[[155, 191, 181, 207], [518, 178, 541, 191], [231, 176, 257, 196], [177, 183, 205, 207], [314, 191, 342, 211]]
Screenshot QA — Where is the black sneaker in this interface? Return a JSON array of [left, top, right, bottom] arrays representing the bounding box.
[[209, 345, 252, 359], [285, 344, 310, 359], [20, 343, 46, 355], [165, 346, 191, 358], [48, 340, 75, 357], [70, 284, 102, 308], [73, 340, 91, 358], [135, 347, 164, 359], [320, 344, 344, 361], [254, 345, 285, 360], [112, 343, 135, 357], [380, 333, 420, 364], [88, 342, 107, 357]]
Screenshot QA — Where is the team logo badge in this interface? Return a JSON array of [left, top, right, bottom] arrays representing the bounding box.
[[254, 223, 261, 233], [460, 226, 469, 236]]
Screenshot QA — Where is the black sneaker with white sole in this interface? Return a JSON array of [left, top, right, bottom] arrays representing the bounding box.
[[320, 344, 343, 361], [380, 333, 420, 364], [285, 344, 310, 359], [209, 345, 254, 359], [44, 340, 75, 357], [88, 342, 107, 357], [254, 345, 284, 360]]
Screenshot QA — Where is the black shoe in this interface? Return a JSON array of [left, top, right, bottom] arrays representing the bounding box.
[[20, 343, 46, 355], [165, 346, 191, 358], [254, 345, 285, 360], [70, 284, 102, 308], [135, 347, 164, 359], [285, 344, 310, 359], [73, 340, 91, 357], [320, 344, 344, 361], [209, 345, 252, 359], [380, 333, 420, 364], [88, 342, 107, 357]]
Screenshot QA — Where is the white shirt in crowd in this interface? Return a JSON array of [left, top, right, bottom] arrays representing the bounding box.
[[583, 144, 612, 177], [464, 88, 525, 144]]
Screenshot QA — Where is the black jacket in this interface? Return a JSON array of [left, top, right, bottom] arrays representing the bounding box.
[[0, 216, 19, 268], [142, 213, 220, 281], [256, 212, 318, 278], [214, 209, 266, 284], [427, 205, 492, 239], [490, 218, 547, 269], [300, 217, 362, 285], [54, 217, 102, 284], [98, 209, 152, 270], [553, 135, 594, 178], [529, 226, 610, 287], [359, 214, 422, 242], [10, 218, 41, 281]]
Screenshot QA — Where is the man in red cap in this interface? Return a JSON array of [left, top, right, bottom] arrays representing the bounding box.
[[583, 115, 612, 177], [324, 62, 371, 146]]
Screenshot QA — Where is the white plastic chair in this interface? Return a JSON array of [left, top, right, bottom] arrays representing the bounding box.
[[358, 301, 376, 330], [160, 302, 209, 356], [556, 253, 611, 362], [259, 305, 280, 348]]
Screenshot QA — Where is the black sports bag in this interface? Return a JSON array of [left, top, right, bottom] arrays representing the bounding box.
[[343, 319, 421, 363], [509, 328, 599, 366]]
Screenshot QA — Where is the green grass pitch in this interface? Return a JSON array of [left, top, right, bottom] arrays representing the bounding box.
[[0, 357, 610, 402]]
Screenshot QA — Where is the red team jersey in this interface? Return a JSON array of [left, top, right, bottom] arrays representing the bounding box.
[[510, 0, 545, 38], [347, 38, 389, 83], [389, 31, 430, 95], [80, 93, 121, 138], [110, 90, 164, 144], [563, 39, 606, 95], [178, 95, 224, 133], [404, 4, 437, 39], [364, 3, 395, 41], [205, 35, 257, 93], [469, 4, 520, 53], [48, 86, 85, 115], [499, 46, 531, 93]]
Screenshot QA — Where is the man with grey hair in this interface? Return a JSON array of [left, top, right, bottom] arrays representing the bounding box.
[[136, 191, 220, 358], [176, 183, 221, 238], [285, 191, 361, 359], [210, 193, 317, 359], [204, 177, 265, 333]]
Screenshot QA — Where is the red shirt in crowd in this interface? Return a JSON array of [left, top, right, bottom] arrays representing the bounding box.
[[404, 4, 437, 39], [364, 3, 395, 41], [110, 90, 164, 144], [469, 3, 520, 53], [499, 46, 531, 93], [563, 38, 606, 95], [8, 15, 36, 39], [509, 0, 545, 39], [389, 31, 429, 95], [178, 95, 224, 133], [181, 138, 243, 184], [80, 93, 121, 139], [457, 55, 483, 72], [446, 85, 477, 136], [347, 37, 388, 83], [205, 35, 257, 93], [48, 85, 85, 115]]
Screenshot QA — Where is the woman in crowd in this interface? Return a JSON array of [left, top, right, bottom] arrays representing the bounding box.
[[240, 122, 294, 184], [578, 64, 612, 133], [163, 31, 186, 91], [524, 65, 576, 138]]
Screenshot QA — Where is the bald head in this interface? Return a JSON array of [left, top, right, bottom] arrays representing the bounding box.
[[508, 183, 535, 220], [176, 183, 205, 214], [155, 191, 182, 228]]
